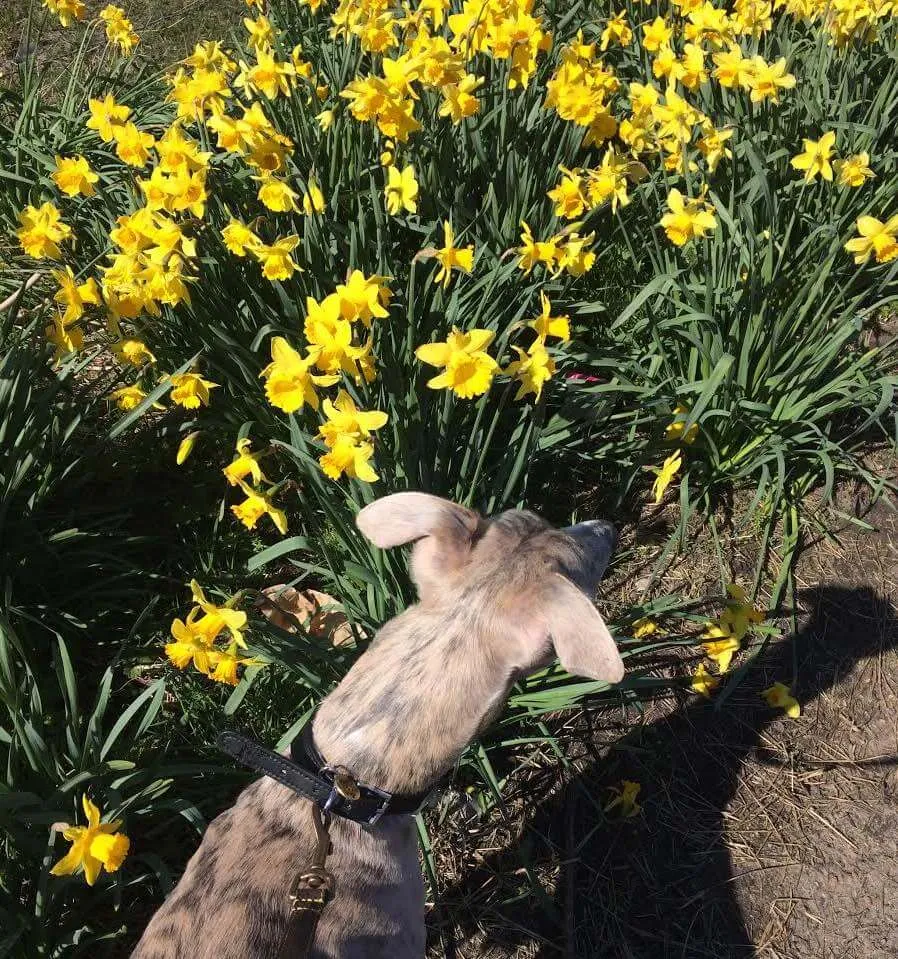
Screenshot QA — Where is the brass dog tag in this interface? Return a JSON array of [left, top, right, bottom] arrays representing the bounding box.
[[332, 769, 361, 801]]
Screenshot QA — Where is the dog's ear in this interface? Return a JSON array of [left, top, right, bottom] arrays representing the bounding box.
[[357, 493, 483, 600], [525, 573, 624, 683]]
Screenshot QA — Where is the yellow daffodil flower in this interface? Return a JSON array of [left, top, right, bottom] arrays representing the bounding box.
[[335, 270, 391, 325], [701, 632, 741, 672], [791, 131, 836, 182], [385, 164, 419, 215], [660, 189, 718, 246], [223, 438, 268, 487], [529, 292, 570, 342], [86, 93, 131, 142], [252, 235, 302, 281], [256, 174, 299, 212], [52, 267, 100, 324], [691, 662, 720, 698], [222, 220, 262, 257], [600, 11, 633, 49], [303, 177, 327, 214], [261, 336, 338, 413], [112, 339, 156, 367], [845, 215, 898, 265], [50, 795, 129, 885], [632, 617, 659, 639], [100, 4, 140, 54], [834, 153, 874, 189], [17, 202, 72, 260], [166, 608, 217, 672], [642, 16, 673, 52], [176, 431, 200, 465], [52, 155, 99, 197], [231, 479, 288, 533], [505, 340, 556, 401], [189, 580, 248, 645], [168, 372, 219, 409], [45, 312, 83, 362], [318, 390, 389, 447], [44, 0, 86, 25], [304, 294, 369, 375], [109, 385, 151, 412], [762, 682, 800, 718], [664, 403, 699, 443], [433, 221, 474, 287], [712, 44, 753, 89], [439, 73, 484, 123], [319, 435, 380, 482], [604, 780, 642, 817], [745, 56, 796, 104], [415, 327, 499, 399], [650, 450, 682, 504]]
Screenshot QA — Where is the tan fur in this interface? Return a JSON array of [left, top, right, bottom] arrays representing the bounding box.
[[131, 495, 622, 959]]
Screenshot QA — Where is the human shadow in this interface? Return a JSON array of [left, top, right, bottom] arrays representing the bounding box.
[[431, 584, 898, 958]]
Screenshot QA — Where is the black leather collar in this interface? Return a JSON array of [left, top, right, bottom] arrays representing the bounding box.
[[217, 725, 432, 825]]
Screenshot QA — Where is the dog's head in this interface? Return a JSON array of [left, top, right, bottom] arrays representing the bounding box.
[[357, 492, 623, 684]]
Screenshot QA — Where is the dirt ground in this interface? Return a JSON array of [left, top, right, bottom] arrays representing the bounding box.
[[427, 501, 898, 959]]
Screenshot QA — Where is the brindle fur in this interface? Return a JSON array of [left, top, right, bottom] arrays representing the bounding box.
[[131, 493, 623, 959]]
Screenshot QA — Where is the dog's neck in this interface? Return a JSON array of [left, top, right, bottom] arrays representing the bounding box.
[[311, 601, 514, 795]]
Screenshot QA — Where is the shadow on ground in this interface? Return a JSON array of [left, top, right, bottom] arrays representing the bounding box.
[[431, 580, 898, 959]]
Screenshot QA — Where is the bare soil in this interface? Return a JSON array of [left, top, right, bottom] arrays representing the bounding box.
[[427, 502, 898, 959]]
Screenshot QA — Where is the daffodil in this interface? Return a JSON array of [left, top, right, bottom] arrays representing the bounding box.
[[600, 11, 633, 49], [660, 189, 718, 246], [433, 221, 474, 287], [791, 131, 836, 182], [256, 175, 300, 212], [664, 403, 699, 443], [166, 609, 217, 673], [505, 340, 556, 401], [415, 327, 499, 399], [439, 73, 483, 122], [223, 438, 268, 487], [701, 632, 741, 672], [114, 122, 155, 167], [385, 164, 418, 215], [43, 0, 86, 27], [86, 93, 131, 142], [168, 372, 219, 409], [261, 336, 338, 413], [335, 270, 390, 325], [100, 4, 140, 54], [176, 431, 200, 464], [745, 56, 796, 104], [222, 220, 262, 256], [303, 177, 327, 214], [252, 235, 301, 281], [109, 385, 150, 412], [45, 313, 83, 362], [17, 202, 72, 260], [762, 682, 800, 718], [650, 450, 682, 504], [53, 155, 99, 197], [632, 617, 659, 639], [304, 294, 368, 375], [642, 16, 673, 52], [548, 167, 587, 220], [50, 795, 129, 886], [209, 644, 263, 685], [319, 435, 380, 482], [604, 780, 641, 817], [231, 479, 288, 533], [318, 389, 388, 446], [112, 339, 156, 367], [517, 221, 562, 273], [189, 580, 248, 644], [53, 267, 100, 324], [834, 153, 874, 189], [845, 215, 898, 265], [712, 44, 753, 89], [529, 292, 570, 342], [691, 662, 720, 698]]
